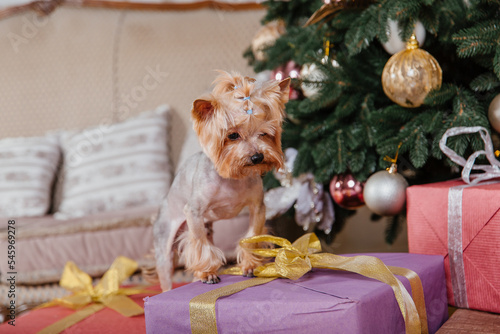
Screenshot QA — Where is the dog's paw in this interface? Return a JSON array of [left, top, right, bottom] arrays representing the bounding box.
[[199, 272, 221, 284], [238, 251, 262, 278], [242, 267, 255, 278]]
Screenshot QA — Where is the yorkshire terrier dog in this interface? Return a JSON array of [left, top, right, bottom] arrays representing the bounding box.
[[153, 71, 290, 291]]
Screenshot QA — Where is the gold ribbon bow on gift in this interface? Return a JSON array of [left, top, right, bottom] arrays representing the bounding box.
[[37, 256, 156, 334], [191, 233, 428, 334]]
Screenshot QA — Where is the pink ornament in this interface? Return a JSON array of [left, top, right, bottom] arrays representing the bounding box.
[[285, 61, 301, 79], [271, 61, 302, 100], [271, 67, 285, 81], [329, 173, 365, 209]]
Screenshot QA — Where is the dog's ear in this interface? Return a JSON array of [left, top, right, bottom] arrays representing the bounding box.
[[192, 99, 215, 121], [278, 78, 291, 103], [244, 76, 256, 83]]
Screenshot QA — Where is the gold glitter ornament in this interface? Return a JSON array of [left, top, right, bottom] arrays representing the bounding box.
[[381, 34, 442, 108], [251, 20, 285, 62]]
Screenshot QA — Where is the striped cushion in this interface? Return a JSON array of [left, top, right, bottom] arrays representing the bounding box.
[[0, 135, 60, 217], [54, 105, 172, 219]]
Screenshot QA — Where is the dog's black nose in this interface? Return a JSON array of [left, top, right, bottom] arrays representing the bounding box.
[[251, 153, 264, 165]]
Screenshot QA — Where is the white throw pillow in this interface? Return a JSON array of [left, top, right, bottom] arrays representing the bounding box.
[[54, 105, 172, 219], [0, 135, 60, 217]]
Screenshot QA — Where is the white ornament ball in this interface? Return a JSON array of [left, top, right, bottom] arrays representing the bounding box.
[[300, 63, 327, 98], [488, 94, 500, 133], [363, 169, 409, 216], [382, 20, 426, 55]]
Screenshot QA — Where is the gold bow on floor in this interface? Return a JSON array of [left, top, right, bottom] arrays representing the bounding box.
[[191, 233, 428, 334], [37, 256, 156, 334]]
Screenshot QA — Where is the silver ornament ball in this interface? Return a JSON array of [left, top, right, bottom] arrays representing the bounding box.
[[300, 63, 326, 98], [363, 169, 408, 216], [488, 94, 500, 133]]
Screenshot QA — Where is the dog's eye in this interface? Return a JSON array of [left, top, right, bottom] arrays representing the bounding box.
[[259, 133, 268, 137], [228, 133, 240, 140]]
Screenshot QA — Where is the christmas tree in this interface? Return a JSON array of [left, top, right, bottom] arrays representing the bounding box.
[[247, 0, 500, 243]]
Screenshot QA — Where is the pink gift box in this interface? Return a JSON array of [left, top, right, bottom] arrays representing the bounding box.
[[0, 283, 188, 333], [407, 179, 500, 313]]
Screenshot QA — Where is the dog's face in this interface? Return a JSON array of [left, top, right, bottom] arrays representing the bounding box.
[[192, 72, 290, 179]]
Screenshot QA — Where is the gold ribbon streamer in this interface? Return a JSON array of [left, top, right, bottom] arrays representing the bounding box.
[[37, 304, 106, 334], [192, 233, 427, 334], [190, 277, 276, 334], [388, 266, 428, 334], [37, 256, 158, 334]]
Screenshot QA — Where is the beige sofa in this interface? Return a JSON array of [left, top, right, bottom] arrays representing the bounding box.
[[0, 1, 265, 305]]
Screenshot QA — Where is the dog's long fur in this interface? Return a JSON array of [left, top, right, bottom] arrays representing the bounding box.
[[153, 71, 290, 291]]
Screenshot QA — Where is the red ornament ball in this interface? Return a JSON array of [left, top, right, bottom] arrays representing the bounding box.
[[329, 173, 365, 209], [271, 61, 302, 100]]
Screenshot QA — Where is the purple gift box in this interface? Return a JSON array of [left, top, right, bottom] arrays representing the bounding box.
[[145, 253, 448, 334]]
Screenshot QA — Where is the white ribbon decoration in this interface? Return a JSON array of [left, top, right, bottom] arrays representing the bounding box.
[[264, 148, 335, 233], [439, 126, 500, 184], [439, 126, 500, 308]]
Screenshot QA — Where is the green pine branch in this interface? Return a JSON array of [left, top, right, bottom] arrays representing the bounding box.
[[453, 20, 500, 58], [470, 72, 500, 91], [249, 0, 500, 242]]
